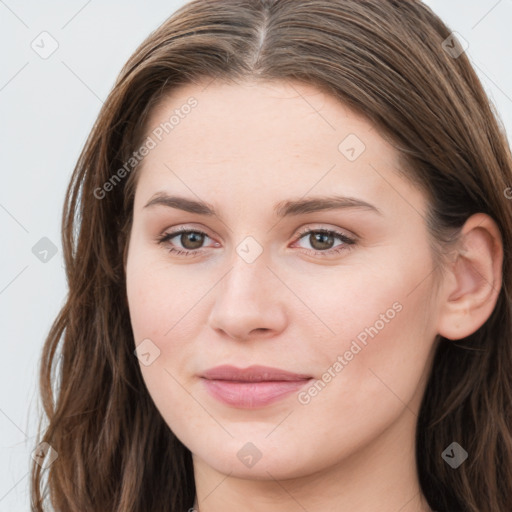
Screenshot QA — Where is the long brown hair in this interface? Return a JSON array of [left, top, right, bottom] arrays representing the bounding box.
[[31, 1, 512, 510]]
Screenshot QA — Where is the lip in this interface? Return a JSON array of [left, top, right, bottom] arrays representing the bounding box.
[[200, 365, 313, 409]]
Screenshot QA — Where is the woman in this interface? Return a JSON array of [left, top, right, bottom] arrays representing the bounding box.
[[31, 1, 512, 511]]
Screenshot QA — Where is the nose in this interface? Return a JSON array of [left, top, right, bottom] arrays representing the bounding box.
[[207, 248, 287, 342]]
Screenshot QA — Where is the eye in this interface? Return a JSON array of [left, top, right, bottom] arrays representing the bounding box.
[[292, 227, 356, 256], [156, 227, 218, 257]]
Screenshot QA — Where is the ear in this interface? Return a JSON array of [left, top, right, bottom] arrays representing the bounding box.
[[437, 213, 503, 341]]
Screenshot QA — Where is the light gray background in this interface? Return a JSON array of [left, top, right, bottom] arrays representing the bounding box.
[[1, 1, 511, 510]]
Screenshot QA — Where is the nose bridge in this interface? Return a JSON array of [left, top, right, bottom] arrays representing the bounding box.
[[207, 236, 286, 339], [223, 239, 272, 303]]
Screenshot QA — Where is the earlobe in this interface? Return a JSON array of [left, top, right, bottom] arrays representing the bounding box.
[[437, 213, 503, 341]]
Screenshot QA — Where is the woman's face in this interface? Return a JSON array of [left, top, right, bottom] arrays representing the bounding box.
[[126, 79, 441, 479]]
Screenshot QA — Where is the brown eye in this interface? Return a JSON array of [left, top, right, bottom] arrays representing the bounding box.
[[308, 232, 335, 250], [294, 228, 356, 256], [179, 231, 205, 250], [157, 229, 214, 255]]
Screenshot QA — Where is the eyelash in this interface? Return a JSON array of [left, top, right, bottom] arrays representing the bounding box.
[[156, 226, 356, 258]]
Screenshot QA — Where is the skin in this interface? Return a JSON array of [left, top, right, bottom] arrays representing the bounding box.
[[125, 79, 503, 512]]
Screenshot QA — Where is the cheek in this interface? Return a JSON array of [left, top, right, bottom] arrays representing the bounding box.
[[126, 252, 204, 429], [126, 245, 205, 343], [318, 239, 433, 345], [284, 275, 435, 472], [298, 260, 436, 416], [126, 248, 214, 410]]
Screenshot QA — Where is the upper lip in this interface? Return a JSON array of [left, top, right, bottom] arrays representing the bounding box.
[[201, 365, 312, 382]]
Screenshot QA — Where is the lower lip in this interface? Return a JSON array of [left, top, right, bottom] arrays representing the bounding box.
[[201, 378, 312, 409]]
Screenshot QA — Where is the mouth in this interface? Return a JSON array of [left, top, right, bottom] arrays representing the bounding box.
[[200, 365, 313, 409]]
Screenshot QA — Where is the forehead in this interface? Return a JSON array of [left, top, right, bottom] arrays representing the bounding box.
[[134, 79, 425, 220], [144, 78, 387, 161]]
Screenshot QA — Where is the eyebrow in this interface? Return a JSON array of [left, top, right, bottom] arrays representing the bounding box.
[[144, 192, 383, 217]]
